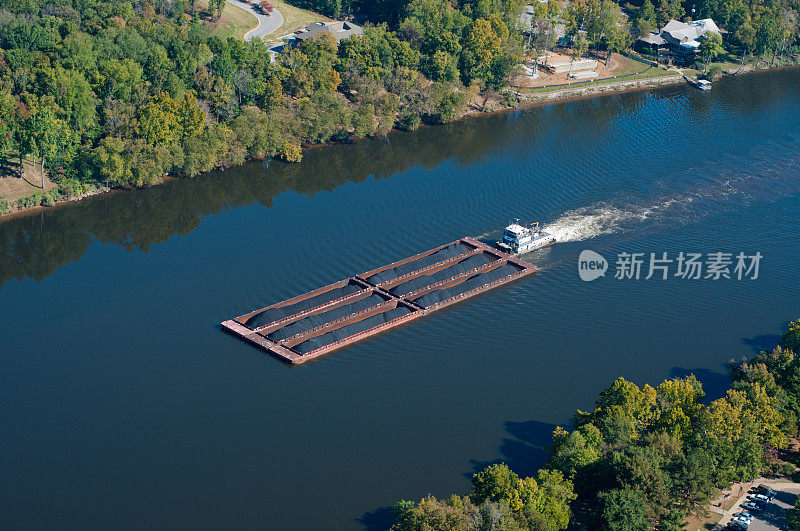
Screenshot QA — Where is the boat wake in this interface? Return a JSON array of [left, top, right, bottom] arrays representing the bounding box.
[[542, 156, 800, 243], [542, 206, 641, 242], [499, 136, 800, 245], [542, 194, 703, 242]]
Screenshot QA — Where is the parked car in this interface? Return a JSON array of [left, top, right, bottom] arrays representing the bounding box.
[[741, 501, 762, 511], [755, 484, 777, 496], [727, 520, 748, 530], [731, 515, 751, 524], [733, 511, 752, 521], [748, 493, 771, 502], [748, 488, 774, 500]]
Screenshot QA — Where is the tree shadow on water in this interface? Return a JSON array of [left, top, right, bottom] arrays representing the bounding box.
[[357, 420, 560, 528], [357, 506, 395, 531], [467, 419, 557, 480], [668, 367, 730, 401], [741, 333, 783, 353]]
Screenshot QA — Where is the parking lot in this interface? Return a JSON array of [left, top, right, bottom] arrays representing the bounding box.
[[717, 483, 800, 530]]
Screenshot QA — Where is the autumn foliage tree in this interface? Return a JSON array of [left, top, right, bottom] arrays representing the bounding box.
[[393, 318, 800, 530]]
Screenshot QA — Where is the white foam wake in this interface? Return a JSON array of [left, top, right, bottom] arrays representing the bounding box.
[[541, 206, 638, 242]]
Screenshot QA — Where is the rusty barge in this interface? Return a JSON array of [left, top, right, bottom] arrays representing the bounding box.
[[221, 237, 536, 365]]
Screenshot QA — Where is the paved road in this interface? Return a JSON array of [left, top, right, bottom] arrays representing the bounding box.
[[225, 0, 284, 41]]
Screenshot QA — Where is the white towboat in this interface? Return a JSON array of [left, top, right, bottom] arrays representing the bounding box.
[[695, 79, 712, 90], [496, 220, 556, 255]]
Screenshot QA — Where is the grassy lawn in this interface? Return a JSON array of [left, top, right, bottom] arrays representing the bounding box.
[[614, 53, 656, 76], [195, 0, 258, 40], [709, 51, 746, 71], [686, 52, 746, 76], [269, 0, 331, 37]]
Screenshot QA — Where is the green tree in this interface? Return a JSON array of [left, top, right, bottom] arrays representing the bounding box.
[[634, 0, 657, 38], [782, 319, 800, 353], [599, 488, 650, 530], [579, 377, 658, 442], [548, 424, 604, 478], [604, 23, 629, 65], [699, 32, 725, 70], [22, 106, 75, 187], [0, 91, 17, 159], [390, 494, 475, 530], [653, 375, 705, 440], [460, 16, 505, 85], [573, 32, 589, 59], [92, 136, 128, 186], [471, 463, 575, 529], [137, 93, 182, 147], [471, 463, 523, 507], [525, 469, 576, 529]]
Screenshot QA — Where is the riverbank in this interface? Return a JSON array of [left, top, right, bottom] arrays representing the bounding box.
[[1, 63, 797, 224], [513, 58, 800, 107]]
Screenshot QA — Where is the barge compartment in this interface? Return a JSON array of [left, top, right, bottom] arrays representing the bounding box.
[[221, 237, 537, 365]]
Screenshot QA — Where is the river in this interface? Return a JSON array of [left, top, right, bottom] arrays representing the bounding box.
[[1, 69, 799, 530]]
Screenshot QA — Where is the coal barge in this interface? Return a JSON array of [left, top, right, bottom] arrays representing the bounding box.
[[221, 237, 536, 365]]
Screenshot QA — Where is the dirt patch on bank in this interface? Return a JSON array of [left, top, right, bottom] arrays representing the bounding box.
[[0, 158, 56, 202]]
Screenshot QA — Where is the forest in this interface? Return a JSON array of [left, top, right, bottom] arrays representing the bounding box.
[[390, 320, 800, 529], [0, 0, 797, 214], [0, 0, 525, 209]]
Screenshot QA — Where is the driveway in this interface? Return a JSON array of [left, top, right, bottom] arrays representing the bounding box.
[[716, 481, 800, 530], [225, 0, 284, 41]]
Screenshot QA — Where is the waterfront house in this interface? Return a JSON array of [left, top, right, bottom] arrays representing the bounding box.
[[637, 18, 724, 62], [637, 31, 669, 58]]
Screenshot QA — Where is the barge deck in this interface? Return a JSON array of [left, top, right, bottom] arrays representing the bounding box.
[[221, 237, 536, 364]]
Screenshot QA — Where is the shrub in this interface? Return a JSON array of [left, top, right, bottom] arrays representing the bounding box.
[[0, 196, 8, 215], [16, 193, 44, 209], [397, 112, 421, 131], [41, 189, 63, 207], [435, 91, 468, 123], [702, 64, 723, 80], [58, 179, 86, 198], [41, 193, 55, 207], [501, 89, 519, 107]]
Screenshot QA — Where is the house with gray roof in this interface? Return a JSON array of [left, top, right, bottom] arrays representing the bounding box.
[[287, 21, 363, 47], [637, 18, 724, 60]]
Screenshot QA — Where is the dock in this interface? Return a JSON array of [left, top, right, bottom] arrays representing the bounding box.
[[221, 237, 537, 364]]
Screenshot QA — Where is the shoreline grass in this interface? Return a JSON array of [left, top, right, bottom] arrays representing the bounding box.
[[519, 66, 677, 95]]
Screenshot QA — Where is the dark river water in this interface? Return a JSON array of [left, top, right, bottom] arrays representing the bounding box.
[[2, 69, 800, 530]]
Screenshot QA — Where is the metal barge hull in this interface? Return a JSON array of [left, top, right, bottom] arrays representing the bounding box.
[[221, 237, 536, 365]]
